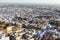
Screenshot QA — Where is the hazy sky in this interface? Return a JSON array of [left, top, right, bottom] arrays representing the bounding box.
[[0, 0, 60, 4]]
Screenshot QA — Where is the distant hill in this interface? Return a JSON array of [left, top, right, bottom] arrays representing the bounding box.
[[0, 3, 60, 9]]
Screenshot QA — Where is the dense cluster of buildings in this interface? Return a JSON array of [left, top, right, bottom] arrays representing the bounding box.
[[0, 6, 60, 40]]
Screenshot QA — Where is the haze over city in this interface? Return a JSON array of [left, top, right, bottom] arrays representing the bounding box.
[[0, 0, 60, 5]]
